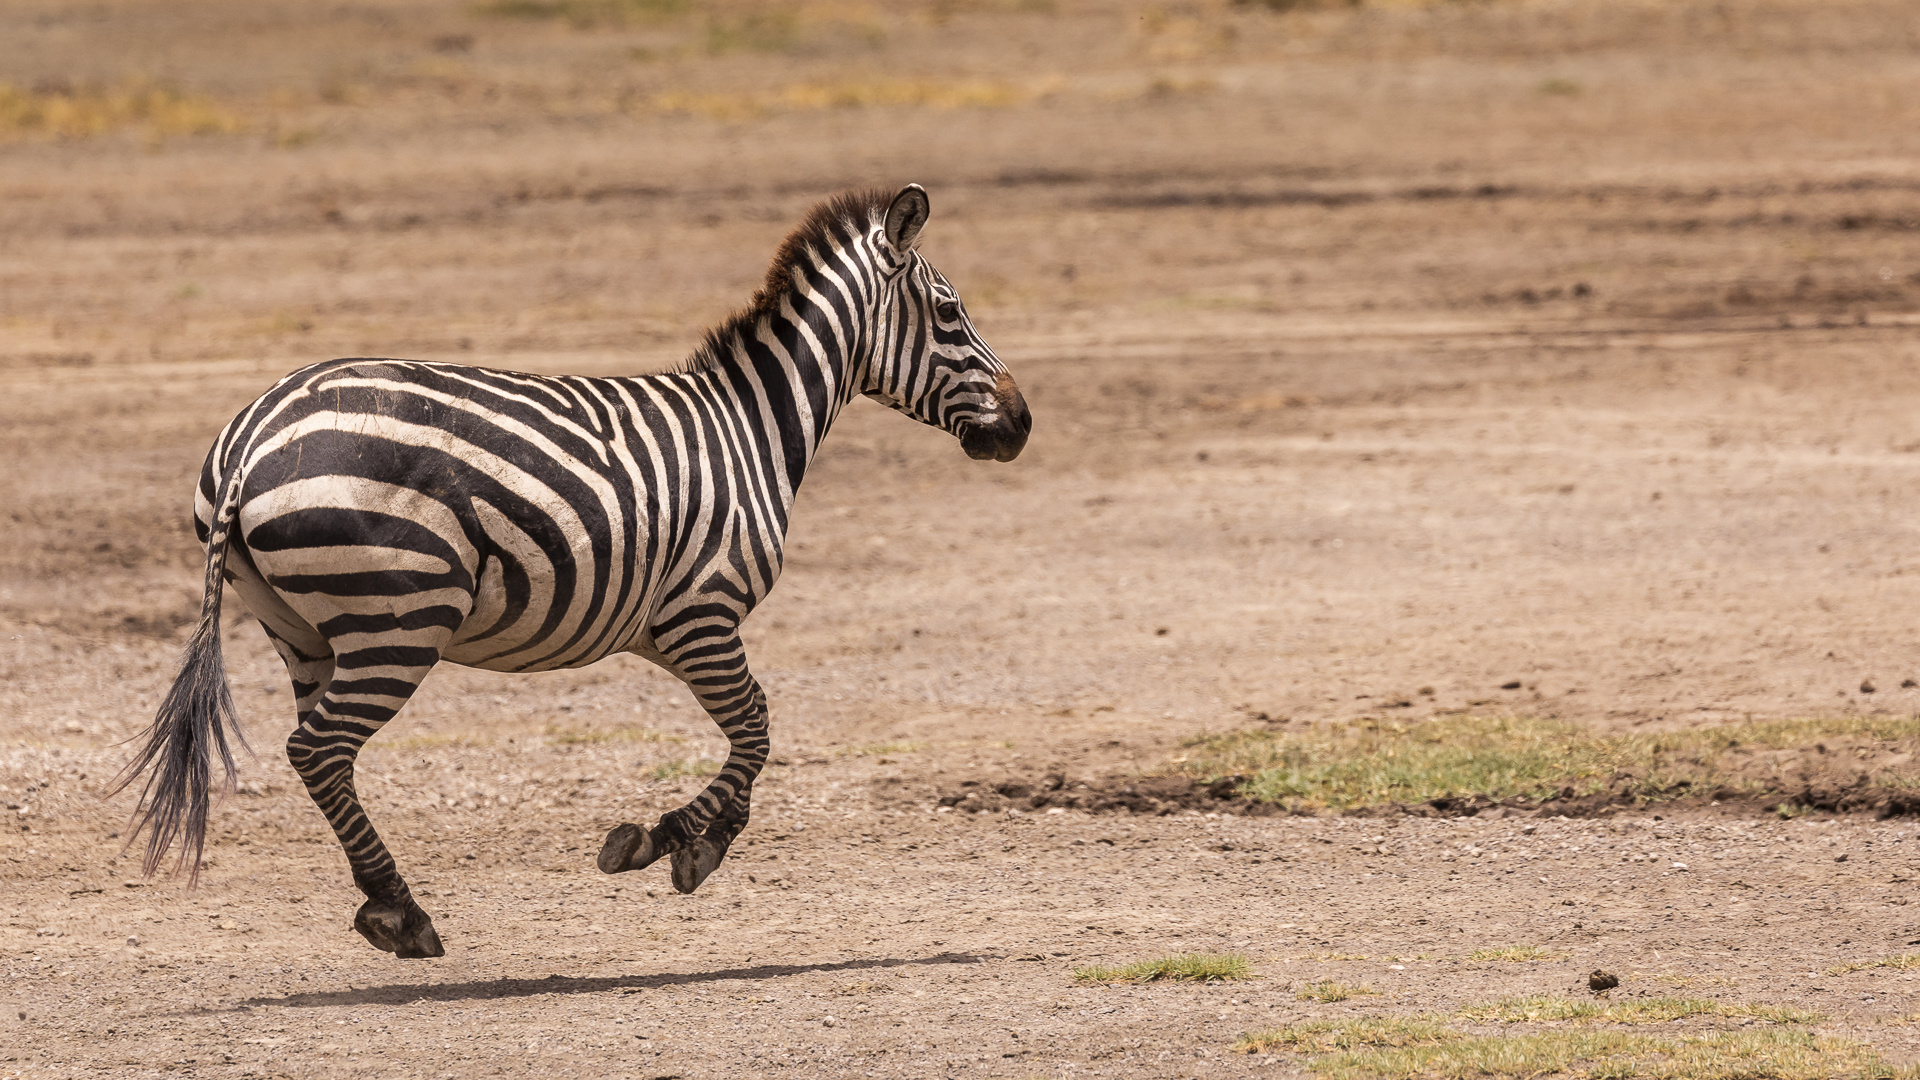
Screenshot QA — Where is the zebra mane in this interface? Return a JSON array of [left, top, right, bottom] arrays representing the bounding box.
[[681, 188, 898, 374]]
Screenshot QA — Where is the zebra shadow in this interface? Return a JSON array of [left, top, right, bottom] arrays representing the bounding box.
[[226, 952, 994, 1011]]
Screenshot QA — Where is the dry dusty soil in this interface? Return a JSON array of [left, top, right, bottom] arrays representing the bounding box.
[[7, 1, 1920, 1076]]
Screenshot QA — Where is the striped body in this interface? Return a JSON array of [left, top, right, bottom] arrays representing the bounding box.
[[208, 357, 805, 678], [117, 186, 1031, 958]]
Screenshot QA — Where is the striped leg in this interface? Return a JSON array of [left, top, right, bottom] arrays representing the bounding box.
[[286, 643, 448, 959], [599, 632, 769, 894], [226, 547, 341, 728]]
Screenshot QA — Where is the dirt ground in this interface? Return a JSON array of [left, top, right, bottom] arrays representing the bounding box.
[[7, 0, 1920, 1076]]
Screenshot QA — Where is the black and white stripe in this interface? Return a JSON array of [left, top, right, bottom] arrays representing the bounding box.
[[114, 185, 1031, 959]]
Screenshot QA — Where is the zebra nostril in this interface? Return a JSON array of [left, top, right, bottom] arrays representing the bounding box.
[[1005, 391, 1032, 436], [991, 373, 1031, 439]]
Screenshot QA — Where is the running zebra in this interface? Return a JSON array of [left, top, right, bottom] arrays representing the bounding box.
[[113, 185, 1031, 959]]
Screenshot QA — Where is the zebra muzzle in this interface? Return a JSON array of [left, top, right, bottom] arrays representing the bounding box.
[[960, 373, 1031, 462]]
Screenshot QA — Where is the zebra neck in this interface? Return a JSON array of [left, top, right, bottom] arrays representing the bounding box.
[[701, 290, 871, 508]]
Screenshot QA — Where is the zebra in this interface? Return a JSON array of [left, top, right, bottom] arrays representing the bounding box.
[[112, 185, 1031, 959]]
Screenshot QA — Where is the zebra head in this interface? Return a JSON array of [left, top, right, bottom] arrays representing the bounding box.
[[864, 185, 1032, 463]]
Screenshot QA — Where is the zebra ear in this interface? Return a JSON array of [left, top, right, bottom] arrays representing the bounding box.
[[884, 184, 930, 253]]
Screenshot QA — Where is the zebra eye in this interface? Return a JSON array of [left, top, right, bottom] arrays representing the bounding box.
[[935, 300, 960, 320]]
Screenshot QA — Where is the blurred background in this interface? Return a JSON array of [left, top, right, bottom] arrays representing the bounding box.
[[5, 0, 1920, 758], [10, 9, 1920, 1068]]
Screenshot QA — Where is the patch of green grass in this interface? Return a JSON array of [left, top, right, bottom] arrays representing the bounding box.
[[1297, 980, 1379, 1003], [648, 758, 719, 782], [1306, 1029, 1902, 1080], [1237, 1018, 1459, 1055], [1177, 714, 1920, 812], [1457, 996, 1822, 1026], [1072, 953, 1250, 984], [1466, 945, 1565, 962], [1828, 954, 1920, 976]]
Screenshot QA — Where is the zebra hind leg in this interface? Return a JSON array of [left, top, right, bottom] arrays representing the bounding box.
[[286, 644, 448, 959], [259, 624, 335, 730], [599, 662, 769, 894]]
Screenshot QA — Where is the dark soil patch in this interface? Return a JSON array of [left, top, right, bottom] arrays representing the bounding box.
[[917, 773, 1291, 817]]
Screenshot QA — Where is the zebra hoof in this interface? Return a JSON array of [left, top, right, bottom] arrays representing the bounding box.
[[396, 921, 445, 960], [597, 822, 661, 874], [353, 900, 445, 959], [670, 834, 731, 894]]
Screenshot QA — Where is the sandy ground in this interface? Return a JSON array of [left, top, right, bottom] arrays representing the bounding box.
[[7, 0, 1920, 1075]]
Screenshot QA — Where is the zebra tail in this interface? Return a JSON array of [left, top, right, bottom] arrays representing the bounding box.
[[109, 464, 252, 886]]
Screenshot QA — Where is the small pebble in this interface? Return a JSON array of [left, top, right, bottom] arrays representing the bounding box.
[[823, 1016, 837, 1028]]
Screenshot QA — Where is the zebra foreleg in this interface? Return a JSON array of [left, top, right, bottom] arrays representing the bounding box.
[[599, 661, 770, 893], [286, 645, 447, 959], [669, 673, 769, 893]]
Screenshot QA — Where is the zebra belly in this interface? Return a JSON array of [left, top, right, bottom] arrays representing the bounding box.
[[439, 542, 657, 673]]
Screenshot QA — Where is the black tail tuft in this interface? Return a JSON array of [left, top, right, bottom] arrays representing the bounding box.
[[111, 468, 250, 886], [111, 613, 245, 884]]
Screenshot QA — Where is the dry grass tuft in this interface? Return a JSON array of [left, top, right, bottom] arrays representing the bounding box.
[[1827, 954, 1920, 975], [648, 758, 720, 781], [1243, 998, 1845, 1074], [1237, 1018, 1459, 1055], [367, 733, 492, 752], [1297, 980, 1379, 1003], [1457, 995, 1823, 1026], [837, 740, 926, 758], [543, 725, 682, 746], [1305, 1029, 1903, 1080], [1466, 945, 1566, 962], [471, 0, 685, 28], [0, 82, 244, 141], [638, 77, 1049, 121], [1072, 953, 1251, 984]]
